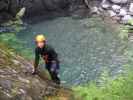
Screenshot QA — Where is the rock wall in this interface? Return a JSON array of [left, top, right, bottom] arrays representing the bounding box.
[[0, 0, 71, 23], [0, 0, 133, 23], [0, 0, 20, 23], [21, 0, 70, 17], [0, 43, 75, 100], [90, 0, 133, 24]]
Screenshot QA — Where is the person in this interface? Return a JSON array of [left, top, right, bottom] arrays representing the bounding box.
[[32, 34, 60, 84]]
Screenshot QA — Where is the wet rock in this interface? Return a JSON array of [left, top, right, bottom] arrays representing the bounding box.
[[101, 4, 110, 9], [22, 0, 70, 17], [110, 0, 128, 4], [0, 80, 12, 90]]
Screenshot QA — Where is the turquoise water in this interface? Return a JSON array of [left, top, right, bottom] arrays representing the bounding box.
[[17, 17, 126, 85]]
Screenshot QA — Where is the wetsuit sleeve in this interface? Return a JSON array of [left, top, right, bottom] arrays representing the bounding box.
[[34, 48, 40, 69]]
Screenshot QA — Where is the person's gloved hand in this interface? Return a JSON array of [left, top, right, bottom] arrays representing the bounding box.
[[32, 68, 38, 75]]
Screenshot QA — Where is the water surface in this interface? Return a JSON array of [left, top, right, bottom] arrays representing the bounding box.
[[17, 17, 126, 85]]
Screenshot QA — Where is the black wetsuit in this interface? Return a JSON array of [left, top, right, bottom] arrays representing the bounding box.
[[34, 44, 60, 84]]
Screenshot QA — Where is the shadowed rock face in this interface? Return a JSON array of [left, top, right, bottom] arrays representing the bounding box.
[[0, 43, 75, 100], [0, 0, 20, 23], [0, 0, 71, 22], [21, 0, 71, 17]]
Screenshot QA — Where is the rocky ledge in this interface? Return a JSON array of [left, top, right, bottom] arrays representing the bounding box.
[[0, 43, 75, 100], [90, 0, 133, 24], [0, 0, 71, 23]]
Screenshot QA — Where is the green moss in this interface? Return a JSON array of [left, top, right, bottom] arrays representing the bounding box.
[[73, 69, 133, 100], [0, 33, 33, 59]]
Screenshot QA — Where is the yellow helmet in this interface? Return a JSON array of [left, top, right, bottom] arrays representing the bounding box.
[[35, 34, 46, 42]]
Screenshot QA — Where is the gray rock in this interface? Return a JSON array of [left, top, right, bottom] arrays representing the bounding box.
[[0, 80, 12, 90], [129, 3, 133, 14], [108, 10, 117, 17], [101, 3, 110, 9], [110, 0, 128, 4], [101, 0, 110, 9], [119, 9, 127, 16], [112, 5, 121, 12], [91, 7, 99, 14], [122, 15, 133, 23], [0, 44, 75, 100], [128, 12, 133, 16]]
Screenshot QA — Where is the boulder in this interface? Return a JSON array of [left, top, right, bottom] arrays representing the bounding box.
[[129, 3, 133, 14], [110, 0, 128, 4], [119, 8, 127, 16], [16, 7, 26, 19], [112, 5, 121, 13], [108, 10, 117, 17], [122, 15, 133, 23], [101, 0, 110, 9]]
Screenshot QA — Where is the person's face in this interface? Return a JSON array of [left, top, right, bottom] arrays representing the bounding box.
[[36, 41, 45, 48]]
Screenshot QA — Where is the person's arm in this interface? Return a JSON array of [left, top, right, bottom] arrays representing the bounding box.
[[33, 48, 40, 74], [49, 46, 58, 60]]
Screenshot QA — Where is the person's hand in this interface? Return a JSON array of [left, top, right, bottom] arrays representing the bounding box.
[[32, 68, 38, 75]]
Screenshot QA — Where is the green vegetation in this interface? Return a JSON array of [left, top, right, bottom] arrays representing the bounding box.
[[73, 66, 133, 100], [0, 33, 33, 59], [73, 20, 133, 100]]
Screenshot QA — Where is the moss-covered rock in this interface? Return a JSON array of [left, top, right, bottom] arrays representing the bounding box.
[[0, 43, 75, 100]]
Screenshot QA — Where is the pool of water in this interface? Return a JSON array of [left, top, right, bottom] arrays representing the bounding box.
[[17, 17, 126, 85]]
